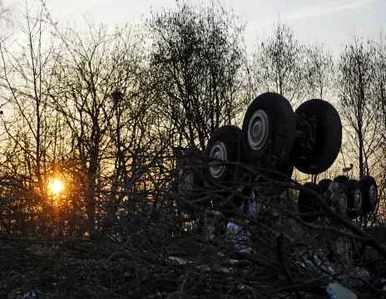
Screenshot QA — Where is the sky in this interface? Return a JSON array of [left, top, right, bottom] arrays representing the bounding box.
[[4, 0, 386, 55]]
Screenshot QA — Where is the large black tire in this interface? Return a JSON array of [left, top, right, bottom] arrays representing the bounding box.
[[298, 182, 323, 222], [176, 152, 207, 216], [329, 176, 348, 216], [318, 179, 332, 193], [334, 175, 349, 184], [334, 175, 349, 194], [360, 176, 378, 213], [242, 92, 296, 168], [346, 179, 363, 219], [291, 99, 342, 174], [318, 178, 332, 206], [206, 125, 243, 184]]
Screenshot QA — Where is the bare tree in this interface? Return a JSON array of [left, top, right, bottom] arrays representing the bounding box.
[[303, 44, 334, 99], [252, 23, 304, 104], [43, 22, 175, 233], [147, 1, 246, 150], [368, 37, 386, 214], [0, 6, 54, 192], [338, 39, 377, 178], [0, 5, 66, 234], [372, 38, 386, 145]]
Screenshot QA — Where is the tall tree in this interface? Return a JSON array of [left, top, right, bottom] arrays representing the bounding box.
[[252, 23, 304, 104], [47, 25, 155, 232], [303, 45, 334, 99], [0, 6, 61, 193], [147, 1, 246, 150], [338, 39, 376, 178], [0, 5, 65, 233], [372, 39, 386, 145], [369, 37, 386, 204]]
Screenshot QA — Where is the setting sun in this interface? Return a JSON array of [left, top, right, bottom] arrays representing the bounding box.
[[48, 178, 65, 195]]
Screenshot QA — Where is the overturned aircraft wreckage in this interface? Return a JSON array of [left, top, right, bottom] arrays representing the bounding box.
[[175, 92, 379, 223]]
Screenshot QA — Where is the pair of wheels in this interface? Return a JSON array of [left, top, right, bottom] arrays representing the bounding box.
[[177, 92, 342, 217], [206, 92, 342, 184], [298, 176, 378, 221]]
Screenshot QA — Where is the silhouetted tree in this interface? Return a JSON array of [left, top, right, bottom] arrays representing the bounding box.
[[372, 39, 386, 145], [303, 45, 334, 99], [368, 37, 386, 211], [47, 25, 152, 232], [0, 6, 63, 233], [252, 23, 304, 104], [147, 1, 246, 150], [338, 39, 377, 178]]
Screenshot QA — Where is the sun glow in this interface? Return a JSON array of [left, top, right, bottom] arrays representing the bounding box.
[[48, 178, 65, 195]]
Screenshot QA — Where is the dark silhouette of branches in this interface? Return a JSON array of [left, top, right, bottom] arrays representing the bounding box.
[[0, 2, 385, 298], [252, 23, 305, 104], [147, 1, 247, 150], [338, 39, 379, 179]]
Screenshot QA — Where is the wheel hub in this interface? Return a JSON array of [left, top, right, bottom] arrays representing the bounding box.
[[248, 110, 269, 151], [368, 185, 377, 206], [209, 141, 227, 179], [353, 189, 362, 211], [178, 168, 193, 195], [248, 188, 260, 216], [338, 195, 347, 215]]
